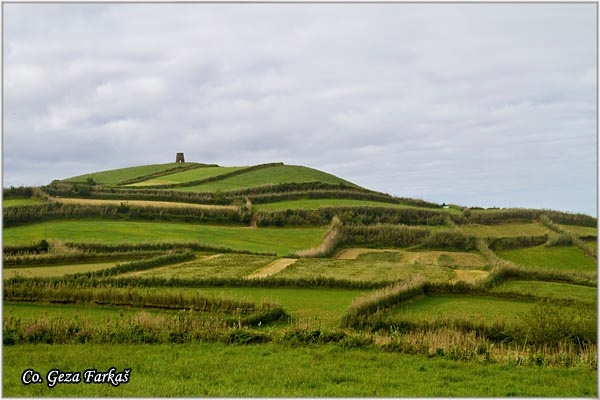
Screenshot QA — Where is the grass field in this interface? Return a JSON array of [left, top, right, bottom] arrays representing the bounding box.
[[4, 286, 368, 327], [3, 198, 44, 207], [3, 262, 118, 278], [128, 253, 277, 279], [126, 166, 247, 186], [491, 281, 597, 304], [3, 221, 327, 256], [62, 163, 200, 185], [495, 245, 597, 272], [277, 258, 454, 283], [177, 165, 358, 192], [457, 222, 551, 238], [559, 224, 598, 237], [3, 343, 596, 397], [389, 294, 540, 325]]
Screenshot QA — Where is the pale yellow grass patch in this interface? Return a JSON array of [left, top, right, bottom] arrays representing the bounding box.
[[246, 258, 297, 279], [449, 269, 489, 284], [334, 248, 400, 260], [401, 251, 487, 268], [52, 197, 239, 211], [121, 254, 222, 277]]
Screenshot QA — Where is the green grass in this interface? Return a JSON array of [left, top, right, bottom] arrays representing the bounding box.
[[253, 199, 409, 211], [193, 287, 368, 325], [131, 254, 277, 279], [3, 302, 156, 323], [495, 245, 597, 272], [277, 258, 453, 284], [3, 262, 118, 278], [62, 163, 199, 185], [389, 295, 539, 325], [4, 286, 368, 327], [3, 221, 327, 256], [3, 198, 44, 207], [559, 224, 597, 237], [457, 222, 551, 238], [491, 281, 597, 304], [126, 166, 247, 186], [177, 165, 358, 192], [3, 343, 596, 397]]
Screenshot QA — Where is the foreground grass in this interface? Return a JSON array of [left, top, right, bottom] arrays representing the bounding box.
[[3, 343, 596, 397], [3, 221, 327, 256]]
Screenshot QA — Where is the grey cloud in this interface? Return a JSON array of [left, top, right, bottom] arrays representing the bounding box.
[[3, 3, 596, 216]]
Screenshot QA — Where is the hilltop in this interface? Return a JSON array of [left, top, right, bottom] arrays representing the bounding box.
[[2, 159, 598, 397]]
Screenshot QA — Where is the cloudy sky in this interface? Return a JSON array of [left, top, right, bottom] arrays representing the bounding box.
[[3, 3, 597, 215]]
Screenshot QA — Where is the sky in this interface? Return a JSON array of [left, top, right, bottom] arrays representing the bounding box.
[[3, 3, 597, 216]]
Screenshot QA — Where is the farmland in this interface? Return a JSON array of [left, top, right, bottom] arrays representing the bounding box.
[[3, 161, 597, 397]]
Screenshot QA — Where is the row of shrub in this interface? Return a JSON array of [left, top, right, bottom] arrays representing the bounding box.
[[540, 215, 597, 258], [3, 281, 286, 323], [4, 311, 594, 367], [488, 235, 549, 250], [4, 274, 390, 291], [337, 225, 477, 251], [3, 202, 251, 228]]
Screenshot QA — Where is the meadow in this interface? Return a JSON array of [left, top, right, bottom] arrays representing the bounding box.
[[4, 343, 596, 397], [3, 161, 597, 397], [3, 220, 327, 256]]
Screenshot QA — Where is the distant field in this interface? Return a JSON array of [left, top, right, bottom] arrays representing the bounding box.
[[277, 258, 453, 283], [62, 163, 199, 185], [253, 199, 409, 211], [3, 198, 44, 207], [127, 166, 247, 186], [491, 281, 597, 304], [457, 222, 550, 238], [3, 221, 327, 256], [559, 224, 598, 237], [49, 197, 238, 210], [177, 165, 358, 192], [495, 245, 597, 272], [3, 262, 117, 278]]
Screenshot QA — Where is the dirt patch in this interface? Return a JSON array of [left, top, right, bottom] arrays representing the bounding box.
[[246, 258, 297, 279]]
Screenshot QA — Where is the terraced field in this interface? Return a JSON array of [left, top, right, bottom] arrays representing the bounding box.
[[3, 160, 597, 397]]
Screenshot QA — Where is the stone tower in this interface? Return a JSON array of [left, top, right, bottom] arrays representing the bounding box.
[[176, 152, 185, 163]]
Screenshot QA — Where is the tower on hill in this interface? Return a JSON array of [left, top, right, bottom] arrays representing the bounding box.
[[176, 152, 185, 163]]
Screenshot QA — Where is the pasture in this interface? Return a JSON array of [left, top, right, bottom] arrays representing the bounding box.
[[4, 343, 596, 397], [495, 245, 597, 272], [3, 221, 327, 256], [3, 161, 598, 397]]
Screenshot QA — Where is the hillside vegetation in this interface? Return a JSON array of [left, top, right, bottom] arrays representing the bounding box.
[[3, 159, 597, 397]]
